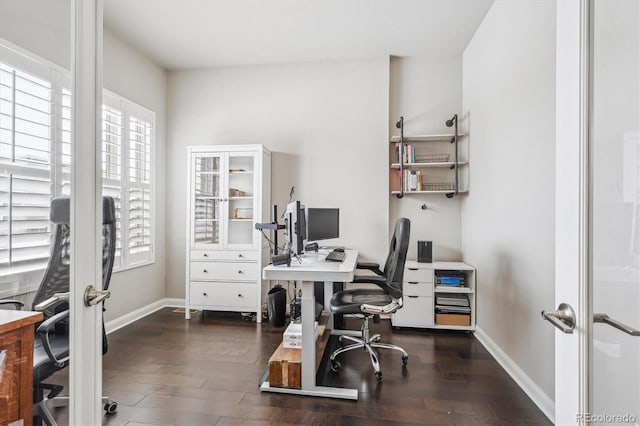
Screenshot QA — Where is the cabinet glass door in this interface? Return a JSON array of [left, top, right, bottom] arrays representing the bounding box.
[[225, 152, 256, 248], [193, 153, 222, 247]]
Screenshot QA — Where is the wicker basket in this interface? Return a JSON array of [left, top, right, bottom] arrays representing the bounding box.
[[422, 182, 456, 192], [415, 153, 450, 163]]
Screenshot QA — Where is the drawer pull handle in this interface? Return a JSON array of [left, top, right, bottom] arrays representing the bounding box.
[[238, 270, 243, 274], [408, 295, 419, 299], [408, 282, 419, 284], [408, 268, 418, 271], [238, 294, 243, 297], [238, 254, 244, 258], [203, 269, 208, 273], [203, 253, 208, 257], [203, 292, 208, 296]]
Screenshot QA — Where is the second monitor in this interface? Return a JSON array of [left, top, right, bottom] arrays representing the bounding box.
[[306, 208, 339, 242]]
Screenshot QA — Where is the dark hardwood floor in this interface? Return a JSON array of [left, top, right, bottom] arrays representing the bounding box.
[[53, 308, 551, 425]]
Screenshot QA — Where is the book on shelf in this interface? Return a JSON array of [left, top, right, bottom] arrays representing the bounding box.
[[435, 270, 466, 286], [398, 169, 423, 192], [394, 143, 416, 163]]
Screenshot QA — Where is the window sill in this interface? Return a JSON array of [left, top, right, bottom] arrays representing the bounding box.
[[113, 259, 155, 274]]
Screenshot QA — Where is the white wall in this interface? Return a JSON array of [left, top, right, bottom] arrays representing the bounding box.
[[166, 58, 390, 298], [0, 2, 167, 322], [389, 56, 463, 261], [461, 0, 556, 403]]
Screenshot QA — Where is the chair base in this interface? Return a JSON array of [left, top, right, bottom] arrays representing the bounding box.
[[33, 383, 118, 426], [329, 316, 408, 382]]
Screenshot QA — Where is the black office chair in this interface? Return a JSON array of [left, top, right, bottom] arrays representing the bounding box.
[[0, 197, 118, 425], [328, 217, 410, 382]]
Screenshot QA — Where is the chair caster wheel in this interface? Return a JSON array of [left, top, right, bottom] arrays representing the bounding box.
[[375, 371, 383, 382], [402, 355, 408, 366], [330, 360, 341, 373], [104, 401, 118, 414]]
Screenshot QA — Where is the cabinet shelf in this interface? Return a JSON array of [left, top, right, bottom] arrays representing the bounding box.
[[434, 286, 473, 293], [230, 218, 253, 222], [229, 170, 254, 175], [229, 196, 254, 200], [390, 162, 468, 169], [390, 133, 466, 143]]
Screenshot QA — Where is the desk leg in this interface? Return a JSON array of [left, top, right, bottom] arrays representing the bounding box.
[[324, 281, 334, 330], [300, 280, 316, 390]]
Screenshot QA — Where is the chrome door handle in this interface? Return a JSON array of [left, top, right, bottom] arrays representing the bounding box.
[[541, 303, 576, 334], [594, 313, 640, 336], [84, 285, 111, 307]]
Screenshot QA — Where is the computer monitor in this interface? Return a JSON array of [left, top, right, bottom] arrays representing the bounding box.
[[285, 200, 306, 255], [306, 208, 339, 241]]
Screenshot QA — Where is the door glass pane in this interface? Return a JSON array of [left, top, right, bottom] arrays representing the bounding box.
[[0, 0, 74, 424], [194, 154, 221, 245], [592, 0, 640, 422], [227, 154, 254, 246]]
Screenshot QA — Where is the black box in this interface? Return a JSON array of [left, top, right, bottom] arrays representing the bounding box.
[[418, 241, 432, 263]]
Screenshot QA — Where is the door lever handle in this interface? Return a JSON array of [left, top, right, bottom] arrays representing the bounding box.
[[594, 313, 640, 336], [84, 285, 111, 307], [541, 303, 576, 334]]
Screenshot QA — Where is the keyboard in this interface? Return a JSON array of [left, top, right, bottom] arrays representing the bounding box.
[[325, 250, 346, 262]]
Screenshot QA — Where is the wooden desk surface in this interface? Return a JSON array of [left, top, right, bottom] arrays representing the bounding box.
[[0, 310, 42, 426], [0, 311, 43, 334]]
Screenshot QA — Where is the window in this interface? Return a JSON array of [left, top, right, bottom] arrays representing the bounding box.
[[102, 93, 155, 268], [0, 40, 155, 289]]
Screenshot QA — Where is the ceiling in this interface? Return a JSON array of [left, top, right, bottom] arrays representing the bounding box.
[[103, 0, 494, 70]]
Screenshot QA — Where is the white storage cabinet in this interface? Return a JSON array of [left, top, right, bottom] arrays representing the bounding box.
[[185, 145, 271, 321]]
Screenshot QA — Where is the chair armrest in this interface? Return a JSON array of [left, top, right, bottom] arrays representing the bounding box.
[[0, 300, 24, 310], [360, 299, 401, 315], [36, 309, 70, 367], [352, 274, 386, 285], [356, 262, 384, 276]]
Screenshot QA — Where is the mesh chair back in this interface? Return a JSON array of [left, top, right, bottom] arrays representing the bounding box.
[[382, 217, 410, 299], [31, 197, 117, 321]]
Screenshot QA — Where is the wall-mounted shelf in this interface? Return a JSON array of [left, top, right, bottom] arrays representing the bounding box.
[[390, 115, 467, 199], [390, 134, 466, 143], [390, 161, 468, 169]]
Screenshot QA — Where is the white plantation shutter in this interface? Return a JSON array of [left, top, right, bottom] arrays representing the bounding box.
[[127, 114, 152, 262], [103, 93, 154, 267], [0, 60, 54, 276], [102, 102, 123, 266]]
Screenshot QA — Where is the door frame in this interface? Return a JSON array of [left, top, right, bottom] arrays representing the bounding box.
[[69, 0, 104, 424], [555, 0, 591, 423]]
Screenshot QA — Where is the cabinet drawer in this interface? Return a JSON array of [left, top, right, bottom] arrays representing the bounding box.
[[403, 267, 433, 283], [403, 281, 433, 297], [190, 261, 259, 281], [190, 281, 256, 309], [392, 296, 434, 328], [191, 250, 258, 261]]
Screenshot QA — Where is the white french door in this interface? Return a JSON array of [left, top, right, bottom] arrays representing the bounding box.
[[70, 0, 104, 424], [554, 0, 640, 424]]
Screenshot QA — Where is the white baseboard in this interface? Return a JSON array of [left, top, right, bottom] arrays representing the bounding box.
[[105, 298, 185, 334], [474, 326, 554, 423]]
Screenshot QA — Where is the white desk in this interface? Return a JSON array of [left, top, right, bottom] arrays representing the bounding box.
[[260, 249, 359, 400]]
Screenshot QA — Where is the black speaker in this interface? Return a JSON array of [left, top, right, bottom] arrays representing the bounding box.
[[418, 241, 432, 263]]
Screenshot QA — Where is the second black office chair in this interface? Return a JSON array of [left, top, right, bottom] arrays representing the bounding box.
[[328, 217, 410, 382], [0, 197, 119, 425]]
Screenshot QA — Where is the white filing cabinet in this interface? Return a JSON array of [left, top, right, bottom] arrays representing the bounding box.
[[185, 145, 271, 321], [392, 261, 476, 331]]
